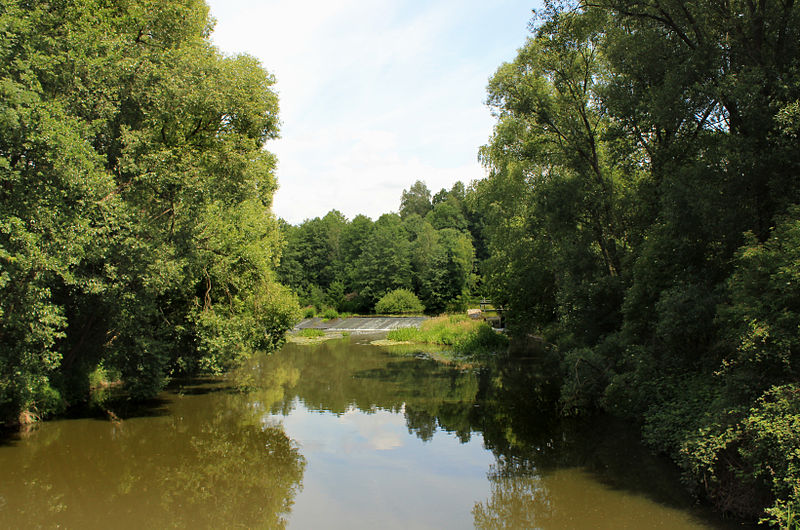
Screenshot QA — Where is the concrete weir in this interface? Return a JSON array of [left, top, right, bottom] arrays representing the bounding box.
[[294, 316, 427, 332]]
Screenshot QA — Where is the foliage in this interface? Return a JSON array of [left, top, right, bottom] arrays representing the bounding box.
[[375, 289, 424, 314], [452, 322, 509, 357], [475, 0, 800, 521], [387, 315, 508, 357], [680, 384, 800, 525], [320, 308, 339, 320], [399, 180, 433, 219], [296, 328, 325, 338], [354, 213, 413, 304], [719, 207, 800, 401], [0, 0, 298, 422], [277, 180, 480, 315]]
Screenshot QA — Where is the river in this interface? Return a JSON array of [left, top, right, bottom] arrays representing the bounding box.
[[0, 334, 742, 528]]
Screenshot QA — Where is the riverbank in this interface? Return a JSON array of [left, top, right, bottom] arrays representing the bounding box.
[[386, 314, 508, 357]]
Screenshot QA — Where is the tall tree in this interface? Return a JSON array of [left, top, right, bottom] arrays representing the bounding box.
[[399, 180, 433, 219], [354, 214, 412, 304], [0, 0, 298, 421]]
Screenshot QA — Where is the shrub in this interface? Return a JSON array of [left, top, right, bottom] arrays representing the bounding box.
[[321, 308, 339, 320], [452, 322, 509, 357], [375, 289, 424, 314], [303, 306, 316, 318], [681, 384, 800, 524]]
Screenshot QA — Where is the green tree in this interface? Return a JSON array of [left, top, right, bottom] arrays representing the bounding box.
[[399, 180, 433, 219], [480, 5, 632, 344], [426, 197, 468, 231], [354, 213, 412, 304], [0, 0, 297, 422], [419, 229, 475, 314]]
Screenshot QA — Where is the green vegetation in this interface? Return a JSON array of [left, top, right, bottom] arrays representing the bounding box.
[[375, 289, 425, 314], [320, 308, 339, 321], [296, 329, 326, 338], [0, 0, 298, 424], [2, 0, 797, 523], [387, 315, 508, 357], [277, 181, 483, 315], [472, 0, 800, 523]]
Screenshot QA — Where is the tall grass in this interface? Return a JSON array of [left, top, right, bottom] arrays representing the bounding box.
[[387, 315, 508, 356], [296, 328, 325, 338]]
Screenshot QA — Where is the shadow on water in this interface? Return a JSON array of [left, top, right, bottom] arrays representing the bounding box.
[[0, 376, 237, 446]]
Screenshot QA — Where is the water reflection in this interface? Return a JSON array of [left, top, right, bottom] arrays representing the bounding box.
[[0, 384, 305, 529], [0, 336, 737, 529], [246, 338, 734, 529]]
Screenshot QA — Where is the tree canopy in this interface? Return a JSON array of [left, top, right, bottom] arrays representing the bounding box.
[[475, 0, 800, 523], [276, 180, 479, 315], [0, 0, 298, 423]]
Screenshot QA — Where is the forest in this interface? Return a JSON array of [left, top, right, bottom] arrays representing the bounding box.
[[276, 180, 483, 316], [2, 0, 799, 526], [473, 0, 800, 525], [0, 0, 299, 423]]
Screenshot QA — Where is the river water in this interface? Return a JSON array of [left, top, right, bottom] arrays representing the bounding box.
[[0, 335, 741, 529]]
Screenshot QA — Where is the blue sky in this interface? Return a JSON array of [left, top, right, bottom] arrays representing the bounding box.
[[205, 0, 540, 224]]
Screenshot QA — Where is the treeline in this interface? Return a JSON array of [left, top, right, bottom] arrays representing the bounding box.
[[0, 0, 298, 424], [474, 0, 800, 524], [277, 180, 487, 315]]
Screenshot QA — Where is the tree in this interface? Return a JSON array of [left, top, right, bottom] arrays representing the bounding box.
[[354, 214, 412, 304], [480, 5, 631, 343], [419, 229, 475, 314], [426, 197, 468, 231], [0, 0, 297, 422], [399, 180, 433, 219]]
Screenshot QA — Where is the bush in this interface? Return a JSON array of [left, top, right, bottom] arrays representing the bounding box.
[[681, 384, 800, 525], [321, 308, 339, 320], [375, 289, 424, 314], [452, 323, 509, 357], [302, 306, 316, 318]]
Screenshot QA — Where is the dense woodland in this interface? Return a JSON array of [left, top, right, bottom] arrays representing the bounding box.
[[0, 0, 299, 424], [277, 180, 483, 315], [473, 0, 800, 525], [2, 0, 800, 526]]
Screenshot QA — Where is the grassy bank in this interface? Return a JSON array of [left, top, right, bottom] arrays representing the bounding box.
[[387, 315, 508, 357], [287, 328, 349, 345]]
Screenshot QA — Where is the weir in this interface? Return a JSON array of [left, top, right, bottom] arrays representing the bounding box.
[[293, 316, 427, 332]]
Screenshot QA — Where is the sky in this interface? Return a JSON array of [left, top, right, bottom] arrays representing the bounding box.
[[204, 0, 540, 224]]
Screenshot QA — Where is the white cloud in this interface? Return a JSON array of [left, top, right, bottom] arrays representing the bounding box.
[[206, 0, 535, 223]]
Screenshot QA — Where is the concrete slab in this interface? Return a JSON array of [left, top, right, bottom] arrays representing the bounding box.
[[293, 316, 427, 332]]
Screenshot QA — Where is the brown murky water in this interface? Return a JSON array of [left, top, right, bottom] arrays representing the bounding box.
[[0, 336, 742, 529]]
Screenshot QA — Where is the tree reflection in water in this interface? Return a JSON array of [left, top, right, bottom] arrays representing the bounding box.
[[0, 337, 730, 529], [249, 338, 726, 529], [0, 380, 305, 529]]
